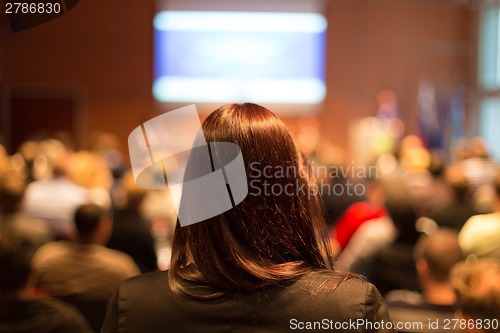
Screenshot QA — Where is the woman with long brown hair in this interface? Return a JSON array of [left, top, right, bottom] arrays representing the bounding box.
[[102, 103, 394, 333]]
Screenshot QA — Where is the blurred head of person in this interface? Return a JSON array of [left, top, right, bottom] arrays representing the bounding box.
[[364, 176, 385, 205], [90, 131, 122, 152], [169, 103, 337, 299], [451, 259, 500, 332], [428, 149, 446, 178], [444, 164, 471, 202], [385, 194, 420, 244], [0, 168, 26, 215], [453, 138, 469, 161], [17, 140, 39, 162], [414, 229, 464, 283], [69, 151, 112, 190], [413, 229, 464, 304], [37, 138, 70, 180], [74, 204, 112, 245], [469, 137, 490, 159], [399, 135, 430, 171], [0, 232, 35, 297], [119, 170, 148, 210]]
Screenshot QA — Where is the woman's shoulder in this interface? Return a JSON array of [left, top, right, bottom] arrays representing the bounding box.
[[292, 270, 381, 301], [117, 271, 170, 299], [288, 271, 390, 325], [286, 271, 385, 312], [121, 270, 167, 285]]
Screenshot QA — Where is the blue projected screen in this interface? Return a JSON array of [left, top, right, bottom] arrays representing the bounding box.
[[153, 11, 327, 105]]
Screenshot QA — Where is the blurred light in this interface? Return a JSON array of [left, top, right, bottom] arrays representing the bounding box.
[[154, 11, 327, 33]]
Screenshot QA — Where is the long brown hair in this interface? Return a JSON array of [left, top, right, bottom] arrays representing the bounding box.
[[168, 103, 337, 299]]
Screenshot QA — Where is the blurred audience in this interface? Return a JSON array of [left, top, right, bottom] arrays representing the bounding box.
[[90, 131, 126, 181], [370, 195, 422, 296], [428, 164, 478, 231], [311, 140, 365, 226], [451, 259, 500, 333], [107, 171, 158, 273], [321, 176, 365, 227], [11, 140, 42, 183], [394, 136, 452, 217], [22, 152, 89, 239], [386, 229, 464, 332], [34, 204, 139, 300], [329, 176, 386, 253], [0, 167, 51, 250], [68, 151, 112, 209], [458, 174, 500, 259], [0, 232, 92, 333], [335, 206, 396, 275], [0, 122, 499, 333], [455, 137, 499, 213]]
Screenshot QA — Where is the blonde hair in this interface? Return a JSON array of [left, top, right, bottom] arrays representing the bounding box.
[[69, 151, 112, 189], [451, 259, 500, 326]]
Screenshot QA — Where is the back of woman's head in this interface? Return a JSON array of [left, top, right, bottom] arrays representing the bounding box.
[[169, 103, 335, 298]]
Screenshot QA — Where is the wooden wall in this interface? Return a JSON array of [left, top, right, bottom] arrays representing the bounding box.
[[0, 0, 476, 159]]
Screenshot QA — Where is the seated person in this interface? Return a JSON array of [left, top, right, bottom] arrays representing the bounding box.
[[334, 212, 396, 274], [459, 174, 500, 259], [0, 168, 51, 250], [102, 103, 394, 333], [0, 232, 92, 333], [369, 196, 422, 295], [34, 204, 139, 301], [329, 177, 386, 253], [428, 165, 478, 231], [107, 170, 158, 273], [22, 158, 89, 240], [386, 229, 464, 332], [451, 258, 500, 333]]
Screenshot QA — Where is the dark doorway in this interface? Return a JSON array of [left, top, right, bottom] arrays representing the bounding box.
[[1, 86, 84, 154]]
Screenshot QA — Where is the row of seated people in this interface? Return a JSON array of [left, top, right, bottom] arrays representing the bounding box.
[[1, 118, 499, 332], [0, 143, 167, 332], [3, 229, 500, 333], [3, 225, 499, 333], [327, 156, 500, 332], [0, 203, 136, 333], [0, 155, 164, 274], [330, 168, 500, 295]]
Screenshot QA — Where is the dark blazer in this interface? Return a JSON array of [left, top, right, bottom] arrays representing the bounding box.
[[102, 271, 395, 333]]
